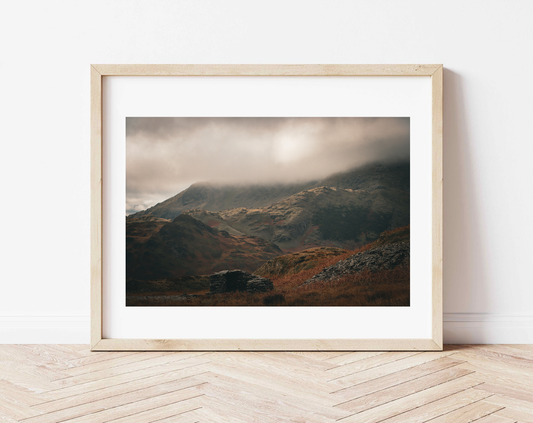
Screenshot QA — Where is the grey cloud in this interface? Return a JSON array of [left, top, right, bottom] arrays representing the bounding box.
[[126, 117, 409, 213]]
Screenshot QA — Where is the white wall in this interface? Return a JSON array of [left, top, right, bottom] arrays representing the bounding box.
[[1, 0, 532, 344]]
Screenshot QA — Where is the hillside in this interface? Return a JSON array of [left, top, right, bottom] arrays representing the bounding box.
[[129, 181, 317, 220], [126, 214, 282, 281], [254, 247, 348, 279], [302, 240, 410, 286], [207, 185, 409, 251], [128, 161, 409, 221], [255, 226, 410, 282], [156, 227, 411, 307], [126, 226, 410, 306], [126, 215, 171, 242], [320, 161, 409, 192]]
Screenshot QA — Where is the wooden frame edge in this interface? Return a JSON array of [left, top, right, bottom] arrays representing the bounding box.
[[90, 65, 103, 349], [92, 338, 442, 352], [91, 63, 442, 76], [90, 64, 444, 351], [431, 65, 444, 350]]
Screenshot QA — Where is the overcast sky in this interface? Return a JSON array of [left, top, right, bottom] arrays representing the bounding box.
[[126, 117, 409, 214]]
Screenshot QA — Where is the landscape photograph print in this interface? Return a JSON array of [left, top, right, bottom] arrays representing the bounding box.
[[126, 117, 410, 307]]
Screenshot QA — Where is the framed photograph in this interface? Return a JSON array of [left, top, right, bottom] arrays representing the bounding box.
[[91, 64, 443, 351]]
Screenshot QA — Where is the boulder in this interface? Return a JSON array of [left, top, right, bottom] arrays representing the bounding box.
[[209, 270, 274, 294]]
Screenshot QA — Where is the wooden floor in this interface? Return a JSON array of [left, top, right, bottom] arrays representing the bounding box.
[[0, 345, 532, 422]]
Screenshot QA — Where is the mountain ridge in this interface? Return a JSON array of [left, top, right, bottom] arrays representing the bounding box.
[[128, 161, 409, 220], [187, 183, 409, 251]]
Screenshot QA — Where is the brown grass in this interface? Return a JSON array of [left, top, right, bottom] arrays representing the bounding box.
[[127, 225, 411, 307], [136, 265, 410, 307], [269, 243, 372, 289]]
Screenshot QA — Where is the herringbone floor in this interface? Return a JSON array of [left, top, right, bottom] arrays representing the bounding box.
[[0, 345, 532, 422]]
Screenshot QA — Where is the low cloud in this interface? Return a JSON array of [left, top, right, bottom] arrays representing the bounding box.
[[126, 117, 409, 214]]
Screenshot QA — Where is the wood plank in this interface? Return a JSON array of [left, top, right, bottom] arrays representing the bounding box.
[[0, 346, 71, 380], [210, 352, 333, 388], [0, 392, 41, 421], [101, 397, 203, 423], [485, 396, 533, 423], [380, 389, 492, 423], [330, 352, 454, 389], [254, 351, 332, 370], [34, 370, 207, 413], [428, 401, 504, 423], [192, 396, 275, 423], [327, 352, 418, 379], [331, 357, 463, 402], [474, 380, 533, 404], [336, 366, 474, 413], [457, 347, 533, 371], [496, 409, 533, 423], [67, 351, 136, 367], [150, 407, 202, 423], [457, 361, 533, 388], [0, 381, 43, 407], [52, 352, 204, 387], [501, 344, 533, 353], [0, 363, 53, 393], [473, 345, 533, 361], [42, 356, 211, 401], [324, 352, 384, 367], [22, 379, 206, 423], [474, 414, 519, 423], [338, 375, 481, 422], [0, 413, 19, 423], [62, 352, 172, 377], [0, 345, 75, 372], [198, 372, 347, 421], [204, 356, 333, 404], [53, 387, 203, 423], [288, 351, 345, 361]]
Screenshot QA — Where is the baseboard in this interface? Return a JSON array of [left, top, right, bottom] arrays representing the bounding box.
[[1, 314, 532, 344], [0, 315, 90, 344], [444, 313, 533, 344]]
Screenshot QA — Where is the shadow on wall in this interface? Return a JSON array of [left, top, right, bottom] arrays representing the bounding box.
[[443, 69, 490, 320]]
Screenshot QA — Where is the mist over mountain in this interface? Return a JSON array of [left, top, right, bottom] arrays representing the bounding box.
[[129, 161, 409, 221], [126, 117, 410, 214]]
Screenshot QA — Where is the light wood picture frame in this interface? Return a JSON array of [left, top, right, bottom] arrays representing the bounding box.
[[91, 64, 443, 351]]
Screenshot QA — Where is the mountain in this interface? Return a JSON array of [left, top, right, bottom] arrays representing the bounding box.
[[129, 181, 317, 220], [128, 161, 409, 221], [320, 161, 409, 192], [126, 161, 410, 283], [186, 184, 408, 251], [126, 214, 282, 281]]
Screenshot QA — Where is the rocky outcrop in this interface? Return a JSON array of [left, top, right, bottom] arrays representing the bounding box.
[[302, 241, 409, 285], [209, 270, 274, 294], [254, 247, 348, 279]]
